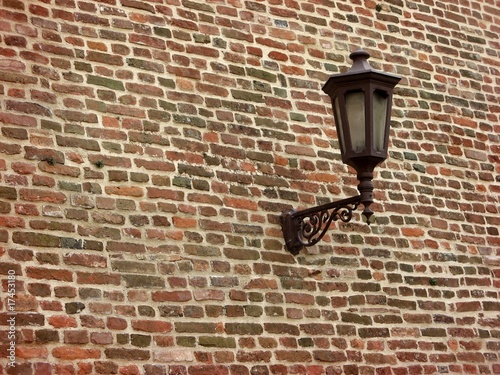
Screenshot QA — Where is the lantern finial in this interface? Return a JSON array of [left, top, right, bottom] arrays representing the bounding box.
[[347, 49, 372, 73]]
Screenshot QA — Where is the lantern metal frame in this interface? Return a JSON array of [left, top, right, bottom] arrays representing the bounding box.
[[280, 49, 401, 255]]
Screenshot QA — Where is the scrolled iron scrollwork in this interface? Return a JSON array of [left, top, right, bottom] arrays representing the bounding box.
[[297, 201, 359, 247], [280, 195, 361, 255]]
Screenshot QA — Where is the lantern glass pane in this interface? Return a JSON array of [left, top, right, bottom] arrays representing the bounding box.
[[334, 97, 345, 153], [345, 91, 365, 152], [374, 90, 389, 152]]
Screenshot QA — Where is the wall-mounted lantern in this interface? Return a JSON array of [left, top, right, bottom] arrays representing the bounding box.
[[281, 49, 401, 255]]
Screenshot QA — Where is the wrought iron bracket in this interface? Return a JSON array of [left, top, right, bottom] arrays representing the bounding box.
[[280, 195, 361, 255]]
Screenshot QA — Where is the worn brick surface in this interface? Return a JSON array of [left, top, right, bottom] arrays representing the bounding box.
[[0, 0, 499, 373]]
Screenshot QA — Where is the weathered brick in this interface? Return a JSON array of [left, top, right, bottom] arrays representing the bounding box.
[[131, 320, 172, 333], [264, 323, 300, 336], [123, 274, 165, 288], [225, 323, 263, 335], [87, 75, 124, 90], [153, 349, 193, 363], [13, 232, 60, 247], [0, 186, 17, 200], [0, 140, 22, 154], [63, 253, 106, 268], [77, 271, 120, 285], [175, 322, 218, 333], [54, 110, 98, 124], [65, 302, 85, 314], [313, 350, 348, 362], [104, 348, 150, 360], [2, 126, 29, 140], [152, 291, 192, 302], [107, 241, 145, 253], [188, 365, 229, 375], [56, 135, 100, 150], [358, 328, 391, 338], [36, 329, 60, 344], [64, 330, 89, 344], [199, 336, 236, 348]]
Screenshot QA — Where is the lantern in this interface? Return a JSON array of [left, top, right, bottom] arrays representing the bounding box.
[[322, 49, 401, 222], [280, 49, 401, 255]]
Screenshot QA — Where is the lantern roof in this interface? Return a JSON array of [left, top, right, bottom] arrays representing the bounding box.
[[322, 49, 401, 93]]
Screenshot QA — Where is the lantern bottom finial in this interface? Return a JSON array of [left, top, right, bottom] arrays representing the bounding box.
[[357, 171, 375, 225]]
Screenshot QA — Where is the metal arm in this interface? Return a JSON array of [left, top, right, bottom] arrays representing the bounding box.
[[280, 195, 361, 255]]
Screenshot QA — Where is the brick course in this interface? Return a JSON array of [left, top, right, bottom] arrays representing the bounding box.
[[0, 0, 499, 374]]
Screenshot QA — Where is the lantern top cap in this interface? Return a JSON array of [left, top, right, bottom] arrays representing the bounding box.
[[322, 48, 402, 95], [348, 49, 372, 74]]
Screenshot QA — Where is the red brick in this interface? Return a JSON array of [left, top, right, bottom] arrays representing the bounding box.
[[172, 216, 197, 228], [167, 65, 201, 80], [455, 301, 482, 312], [186, 45, 219, 58], [284, 293, 315, 305], [91, 332, 113, 345], [401, 227, 425, 237], [396, 352, 428, 362], [19, 188, 67, 203], [132, 320, 172, 333], [106, 241, 146, 254], [27, 267, 72, 281], [313, 350, 347, 362], [275, 350, 312, 362], [52, 346, 100, 360], [104, 186, 144, 197], [38, 161, 81, 177], [129, 34, 166, 50], [147, 187, 184, 201], [236, 350, 272, 363], [188, 366, 229, 375], [107, 317, 127, 330], [48, 315, 77, 328], [64, 330, 89, 344], [244, 278, 278, 289], [193, 289, 225, 301], [12, 161, 36, 174], [152, 290, 192, 302], [0, 216, 24, 228], [63, 253, 107, 268], [77, 272, 120, 285]]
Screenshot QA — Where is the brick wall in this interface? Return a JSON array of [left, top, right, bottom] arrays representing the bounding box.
[[0, 0, 499, 374]]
